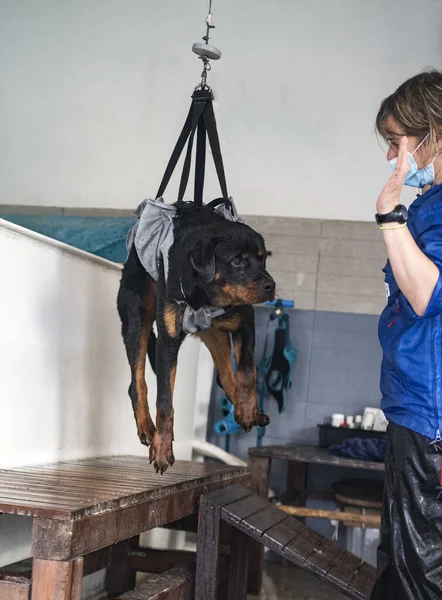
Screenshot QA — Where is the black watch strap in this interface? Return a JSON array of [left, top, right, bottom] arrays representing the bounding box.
[[375, 204, 408, 225]]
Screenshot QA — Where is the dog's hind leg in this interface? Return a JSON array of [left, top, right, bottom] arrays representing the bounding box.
[[149, 304, 184, 474], [117, 254, 156, 447]]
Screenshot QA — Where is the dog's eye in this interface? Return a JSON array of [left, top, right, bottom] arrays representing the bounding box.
[[231, 257, 245, 268]]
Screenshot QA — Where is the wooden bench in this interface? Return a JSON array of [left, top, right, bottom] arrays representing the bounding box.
[[195, 484, 376, 600], [248, 443, 384, 593], [0, 456, 249, 599]]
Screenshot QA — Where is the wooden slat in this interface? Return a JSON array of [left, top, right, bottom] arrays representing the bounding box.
[[325, 551, 364, 591], [115, 563, 194, 600], [249, 444, 384, 472], [221, 495, 269, 525], [347, 562, 376, 600], [240, 505, 287, 538], [303, 538, 342, 578], [283, 527, 323, 565], [260, 516, 305, 553], [199, 484, 253, 510]]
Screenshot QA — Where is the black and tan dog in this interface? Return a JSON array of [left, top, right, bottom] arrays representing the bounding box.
[[117, 201, 276, 473]]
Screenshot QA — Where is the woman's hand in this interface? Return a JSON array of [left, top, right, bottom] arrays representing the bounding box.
[[376, 136, 410, 214]]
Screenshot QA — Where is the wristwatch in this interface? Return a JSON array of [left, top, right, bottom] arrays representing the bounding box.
[[375, 204, 408, 226]]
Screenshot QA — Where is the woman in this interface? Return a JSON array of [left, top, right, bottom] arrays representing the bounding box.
[[372, 70, 442, 599]]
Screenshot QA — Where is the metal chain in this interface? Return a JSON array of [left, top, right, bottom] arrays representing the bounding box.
[[195, 0, 216, 90]]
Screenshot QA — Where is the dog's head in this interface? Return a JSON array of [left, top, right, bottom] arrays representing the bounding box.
[[179, 220, 276, 308]]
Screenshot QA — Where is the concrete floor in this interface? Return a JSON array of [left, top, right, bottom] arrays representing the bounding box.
[[247, 561, 346, 600]]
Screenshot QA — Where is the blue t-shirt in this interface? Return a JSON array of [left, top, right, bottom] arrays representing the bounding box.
[[379, 183, 442, 442]]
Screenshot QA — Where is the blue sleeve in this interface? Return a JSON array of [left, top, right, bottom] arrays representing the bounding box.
[[404, 218, 442, 320]]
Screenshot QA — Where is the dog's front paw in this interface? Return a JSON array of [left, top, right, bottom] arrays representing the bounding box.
[[234, 404, 270, 433], [149, 432, 175, 474], [137, 419, 156, 447]]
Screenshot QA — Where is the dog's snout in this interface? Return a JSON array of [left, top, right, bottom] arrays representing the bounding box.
[[260, 278, 276, 295]]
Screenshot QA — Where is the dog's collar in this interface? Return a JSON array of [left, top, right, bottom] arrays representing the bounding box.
[[175, 279, 234, 334]]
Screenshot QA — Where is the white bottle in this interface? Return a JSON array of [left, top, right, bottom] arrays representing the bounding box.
[[331, 413, 345, 427]]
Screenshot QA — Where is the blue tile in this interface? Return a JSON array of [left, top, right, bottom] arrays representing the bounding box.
[[313, 310, 379, 332], [310, 346, 382, 370], [307, 382, 381, 406], [312, 327, 380, 351], [308, 364, 381, 392]]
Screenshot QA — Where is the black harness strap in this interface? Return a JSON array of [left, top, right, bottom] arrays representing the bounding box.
[[156, 104, 193, 200], [194, 117, 207, 206], [155, 88, 229, 206], [202, 99, 228, 200], [177, 96, 206, 204]]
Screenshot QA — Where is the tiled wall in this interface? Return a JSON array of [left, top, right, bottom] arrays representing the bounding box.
[[244, 214, 387, 316]]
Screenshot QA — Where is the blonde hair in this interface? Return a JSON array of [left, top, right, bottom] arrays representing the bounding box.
[[376, 70, 442, 148]]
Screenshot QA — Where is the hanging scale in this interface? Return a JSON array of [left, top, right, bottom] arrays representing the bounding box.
[[192, 0, 222, 90]]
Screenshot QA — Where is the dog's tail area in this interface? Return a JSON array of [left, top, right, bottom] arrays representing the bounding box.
[[147, 330, 157, 374]]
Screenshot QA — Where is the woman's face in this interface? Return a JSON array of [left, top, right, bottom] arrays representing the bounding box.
[[384, 114, 437, 170]]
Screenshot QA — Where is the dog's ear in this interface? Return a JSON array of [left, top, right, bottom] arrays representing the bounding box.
[[189, 240, 216, 282]]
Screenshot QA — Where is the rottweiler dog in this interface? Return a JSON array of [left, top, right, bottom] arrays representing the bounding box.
[[117, 200, 276, 473]]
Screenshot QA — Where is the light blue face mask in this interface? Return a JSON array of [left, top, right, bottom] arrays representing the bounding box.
[[389, 133, 438, 188]]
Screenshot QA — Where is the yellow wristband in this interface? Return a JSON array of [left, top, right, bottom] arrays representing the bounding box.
[[379, 222, 407, 231]]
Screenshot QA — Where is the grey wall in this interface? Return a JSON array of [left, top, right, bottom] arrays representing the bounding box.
[[245, 214, 387, 316]]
